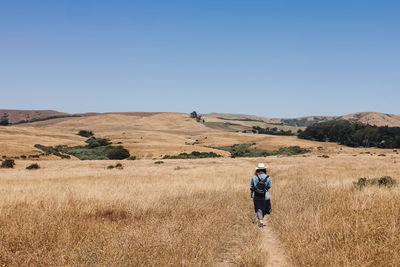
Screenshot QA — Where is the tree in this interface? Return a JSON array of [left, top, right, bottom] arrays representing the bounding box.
[[190, 111, 198, 118], [0, 113, 9, 126]]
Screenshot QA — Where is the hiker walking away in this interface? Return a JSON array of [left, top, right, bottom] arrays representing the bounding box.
[[250, 163, 271, 227]]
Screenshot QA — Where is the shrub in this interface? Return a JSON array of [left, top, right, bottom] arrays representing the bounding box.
[[20, 155, 27, 159], [85, 137, 112, 148], [106, 146, 130, 160], [34, 137, 132, 160], [34, 144, 70, 159], [218, 144, 310, 158], [163, 151, 222, 159], [320, 155, 330, 158], [354, 176, 396, 189], [26, 163, 40, 170], [115, 163, 123, 169], [127, 155, 136, 160], [378, 176, 396, 187], [1, 155, 7, 159], [273, 146, 310, 156], [1, 159, 15, 168], [107, 165, 114, 169], [378, 154, 386, 157], [77, 130, 94, 138], [154, 161, 164, 164]]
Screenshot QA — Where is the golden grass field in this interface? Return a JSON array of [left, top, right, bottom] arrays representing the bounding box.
[[1, 113, 400, 266]]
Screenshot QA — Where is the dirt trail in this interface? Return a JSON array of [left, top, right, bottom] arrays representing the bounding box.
[[261, 219, 292, 267], [216, 218, 291, 267]]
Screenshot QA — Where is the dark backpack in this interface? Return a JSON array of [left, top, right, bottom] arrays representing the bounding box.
[[254, 175, 269, 196]]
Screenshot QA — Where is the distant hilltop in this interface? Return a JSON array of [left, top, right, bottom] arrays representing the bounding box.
[[1, 109, 399, 127], [0, 110, 162, 124], [206, 112, 400, 127], [0, 109, 69, 124]]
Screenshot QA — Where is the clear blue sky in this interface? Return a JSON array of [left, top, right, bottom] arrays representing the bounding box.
[[1, 0, 399, 117]]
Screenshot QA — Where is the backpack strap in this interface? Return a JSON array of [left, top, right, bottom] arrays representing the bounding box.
[[256, 174, 266, 185]]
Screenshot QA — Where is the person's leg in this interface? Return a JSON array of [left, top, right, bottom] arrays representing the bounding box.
[[265, 199, 272, 214], [256, 209, 264, 226]]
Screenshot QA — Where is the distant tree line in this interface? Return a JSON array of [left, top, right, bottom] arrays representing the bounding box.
[[13, 115, 81, 125], [252, 126, 295, 136], [298, 120, 400, 148], [217, 117, 264, 122], [281, 117, 329, 127]]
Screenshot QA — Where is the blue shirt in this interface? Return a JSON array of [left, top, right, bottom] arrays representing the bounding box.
[[250, 173, 271, 200]]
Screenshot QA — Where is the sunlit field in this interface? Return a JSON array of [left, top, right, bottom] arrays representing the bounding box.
[[1, 153, 399, 266]]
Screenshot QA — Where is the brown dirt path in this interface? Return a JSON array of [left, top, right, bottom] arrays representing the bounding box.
[[261, 219, 292, 267]]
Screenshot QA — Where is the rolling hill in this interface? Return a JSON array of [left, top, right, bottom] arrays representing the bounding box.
[[1, 111, 396, 159], [205, 111, 400, 127], [0, 109, 69, 124]]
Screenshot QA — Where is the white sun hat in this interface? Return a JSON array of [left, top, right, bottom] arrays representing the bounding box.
[[255, 163, 267, 170]]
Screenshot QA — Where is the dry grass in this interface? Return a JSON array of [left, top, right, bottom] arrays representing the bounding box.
[[0, 159, 266, 266], [1, 154, 399, 266], [269, 155, 400, 266]]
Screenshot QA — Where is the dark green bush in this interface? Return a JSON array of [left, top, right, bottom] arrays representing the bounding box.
[[127, 155, 136, 160], [26, 163, 40, 170], [106, 146, 130, 160], [115, 163, 123, 169], [85, 137, 112, 148], [107, 165, 114, 169], [20, 155, 27, 159], [252, 126, 295, 136], [154, 161, 164, 164], [163, 151, 222, 159], [218, 144, 310, 158], [77, 130, 94, 138], [354, 176, 396, 189], [378, 176, 396, 187], [1, 159, 15, 168], [34, 144, 70, 159]]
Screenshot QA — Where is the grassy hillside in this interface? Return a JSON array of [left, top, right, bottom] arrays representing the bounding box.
[[205, 112, 400, 127], [1, 112, 398, 160], [0, 109, 69, 124]]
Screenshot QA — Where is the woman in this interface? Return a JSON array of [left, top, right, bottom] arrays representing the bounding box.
[[250, 163, 271, 227]]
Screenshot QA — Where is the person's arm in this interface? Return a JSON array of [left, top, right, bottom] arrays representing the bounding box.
[[266, 176, 271, 190], [250, 176, 255, 197]]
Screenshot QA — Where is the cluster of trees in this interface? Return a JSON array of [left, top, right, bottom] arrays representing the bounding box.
[[14, 115, 81, 125], [34, 136, 131, 160], [281, 117, 329, 127], [298, 120, 400, 148], [0, 113, 9, 126], [163, 151, 221, 159], [252, 126, 295, 136], [217, 117, 264, 122], [190, 111, 205, 123]]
